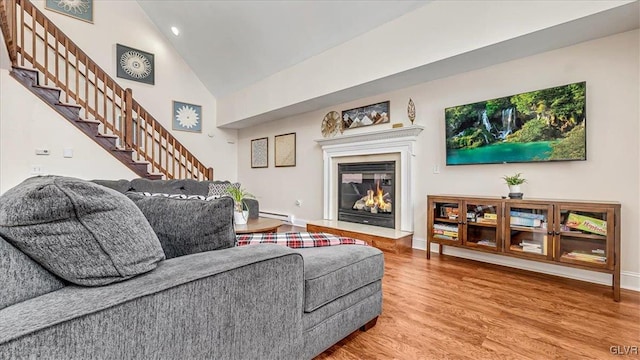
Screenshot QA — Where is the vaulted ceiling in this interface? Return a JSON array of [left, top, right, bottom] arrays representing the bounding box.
[[137, 1, 639, 128], [137, 0, 427, 98]]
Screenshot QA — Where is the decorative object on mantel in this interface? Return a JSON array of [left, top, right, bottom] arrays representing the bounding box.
[[341, 101, 390, 130], [502, 172, 526, 199], [172, 101, 202, 132], [250, 137, 268, 168], [275, 132, 296, 167], [321, 111, 342, 137], [392, 123, 403, 128], [45, 0, 93, 23], [116, 44, 155, 85], [407, 98, 416, 124]]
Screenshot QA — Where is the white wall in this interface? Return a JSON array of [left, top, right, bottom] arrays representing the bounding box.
[[0, 0, 237, 190], [0, 70, 137, 192], [219, 0, 632, 125], [237, 31, 640, 288]]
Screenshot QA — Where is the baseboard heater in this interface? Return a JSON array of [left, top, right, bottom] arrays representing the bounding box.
[[259, 211, 295, 224]]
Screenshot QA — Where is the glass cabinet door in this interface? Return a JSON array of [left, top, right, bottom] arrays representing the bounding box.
[[462, 200, 501, 251], [428, 199, 462, 246], [504, 203, 553, 260], [555, 205, 614, 270]]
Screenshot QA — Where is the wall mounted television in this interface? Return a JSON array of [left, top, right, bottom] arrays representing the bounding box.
[[445, 81, 586, 165]]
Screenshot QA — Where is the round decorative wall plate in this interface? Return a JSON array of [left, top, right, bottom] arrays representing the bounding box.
[[321, 111, 342, 137]]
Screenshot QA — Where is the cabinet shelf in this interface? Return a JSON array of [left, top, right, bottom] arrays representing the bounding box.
[[427, 195, 620, 301], [434, 217, 459, 224], [467, 221, 497, 228], [560, 231, 607, 241], [432, 234, 458, 241], [509, 225, 548, 233]]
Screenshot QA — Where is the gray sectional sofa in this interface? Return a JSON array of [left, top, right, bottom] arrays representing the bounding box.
[[0, 176, 384, 359]]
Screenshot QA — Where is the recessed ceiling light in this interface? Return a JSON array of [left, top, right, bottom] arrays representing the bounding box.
[[171, 26, 180, 36]]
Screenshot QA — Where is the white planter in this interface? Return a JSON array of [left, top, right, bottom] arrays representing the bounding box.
[[234, 210, 249, 225], [508, 184, 522, 193]]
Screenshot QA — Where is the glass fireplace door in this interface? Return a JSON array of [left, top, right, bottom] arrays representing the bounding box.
[[338, 161, 395, 229]]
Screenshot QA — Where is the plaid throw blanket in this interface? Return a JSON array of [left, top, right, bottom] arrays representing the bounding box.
[[236, 232, 367, 248]]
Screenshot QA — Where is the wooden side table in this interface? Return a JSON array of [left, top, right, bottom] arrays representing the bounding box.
[[235, 217, 283, 234]]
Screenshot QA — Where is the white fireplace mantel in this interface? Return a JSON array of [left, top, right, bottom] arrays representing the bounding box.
[[315, 125, 424, 232]]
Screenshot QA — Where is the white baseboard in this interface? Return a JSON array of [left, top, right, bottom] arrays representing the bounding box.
[[292, 218, 308, 228], [411, 236, 639, 292]]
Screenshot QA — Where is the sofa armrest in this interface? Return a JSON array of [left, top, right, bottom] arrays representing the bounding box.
[[243, 198, 259, 219], [0, 245, 304, 359]]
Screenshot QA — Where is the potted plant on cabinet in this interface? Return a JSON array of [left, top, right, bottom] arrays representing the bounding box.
[[226, 186, 255, 225], [502, 173, 526, 198]]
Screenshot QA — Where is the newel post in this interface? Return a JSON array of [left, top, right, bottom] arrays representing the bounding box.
[[206, 167, 214, 180], [124, 88, 133, 148]]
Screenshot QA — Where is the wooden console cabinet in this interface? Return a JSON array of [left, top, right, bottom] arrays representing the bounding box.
[[427, 195, 621, 301]]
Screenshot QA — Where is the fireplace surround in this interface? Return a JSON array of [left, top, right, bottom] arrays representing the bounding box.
[[315, 125, 424, 232]]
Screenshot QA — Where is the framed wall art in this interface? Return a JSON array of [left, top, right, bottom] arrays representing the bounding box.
[[341, 101, 390, 130], [45, 0, 93, 23], [116, 44, 155, 85], [274, 133, 296, 167], [172, 101, 202, 133], [251, 137, 268, 168]]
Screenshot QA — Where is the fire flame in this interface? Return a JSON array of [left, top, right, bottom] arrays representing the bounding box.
[[364, 181, 391, 211]]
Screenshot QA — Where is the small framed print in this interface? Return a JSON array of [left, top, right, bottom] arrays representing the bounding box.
[[116, 44, 155, 85], [172, 101, 202, 133], [251, 137, 268, 168], [274, 133, 296, 167], [45, 0, 93, 23]]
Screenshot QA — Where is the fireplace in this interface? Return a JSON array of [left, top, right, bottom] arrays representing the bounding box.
[[338, 161, 395, 229]]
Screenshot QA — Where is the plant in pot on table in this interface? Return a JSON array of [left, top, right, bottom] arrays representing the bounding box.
[[502, 173, 526, 198], [226, 186, 254, 225]]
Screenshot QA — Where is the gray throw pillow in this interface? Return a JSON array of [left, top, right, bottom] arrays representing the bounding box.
[[126, 193, 235, 259], [0, 176, 165, 286]]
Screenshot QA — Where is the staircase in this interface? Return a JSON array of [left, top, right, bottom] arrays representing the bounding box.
[[0, 0, 213, 180]]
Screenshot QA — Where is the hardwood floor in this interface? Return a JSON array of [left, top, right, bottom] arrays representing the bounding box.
[[315, 249, 640, 360]]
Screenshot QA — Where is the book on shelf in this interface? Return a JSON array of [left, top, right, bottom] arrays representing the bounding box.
[[509, 211, 546, 221], [477, 239, 496, 247], [433, 234, 457, 241], [433, 229, 459, 237], [562, 251, 606, 263], [433, 223, 459, 232], [519, 237, 547, 255], [522, 246, 543, 254], [510, 216, 542, 227], [565, 213, 607, 236], [440, 205, 459, 219]]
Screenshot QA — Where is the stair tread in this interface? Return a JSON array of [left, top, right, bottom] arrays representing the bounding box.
[[31, 84, 61, 92], [76, 118, 101, 125], [12, 66, 38, 73], [96, 133, 119, 139], [55, 102, 81, 109]]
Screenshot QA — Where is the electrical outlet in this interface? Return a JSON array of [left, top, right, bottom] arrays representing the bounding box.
[[30, 165, 44, 175], [433, 165, 440, 174]]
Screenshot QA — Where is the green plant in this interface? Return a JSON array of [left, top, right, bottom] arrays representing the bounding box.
[[502, 173, 526, 186], [226, 186, 255, 212]]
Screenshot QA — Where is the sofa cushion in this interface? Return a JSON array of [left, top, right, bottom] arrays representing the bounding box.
[[207, 182, 242, 198], [294, 245, 384, 312], [91, 179, 132, 193], [0, 176, 165, 286], [126, 193, 235, 259], [0, 235, 65, 310], [129, 178, 224, 196]]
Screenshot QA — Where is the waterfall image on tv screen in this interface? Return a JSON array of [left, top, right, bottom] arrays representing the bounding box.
[[445, 82, 586, 165]]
